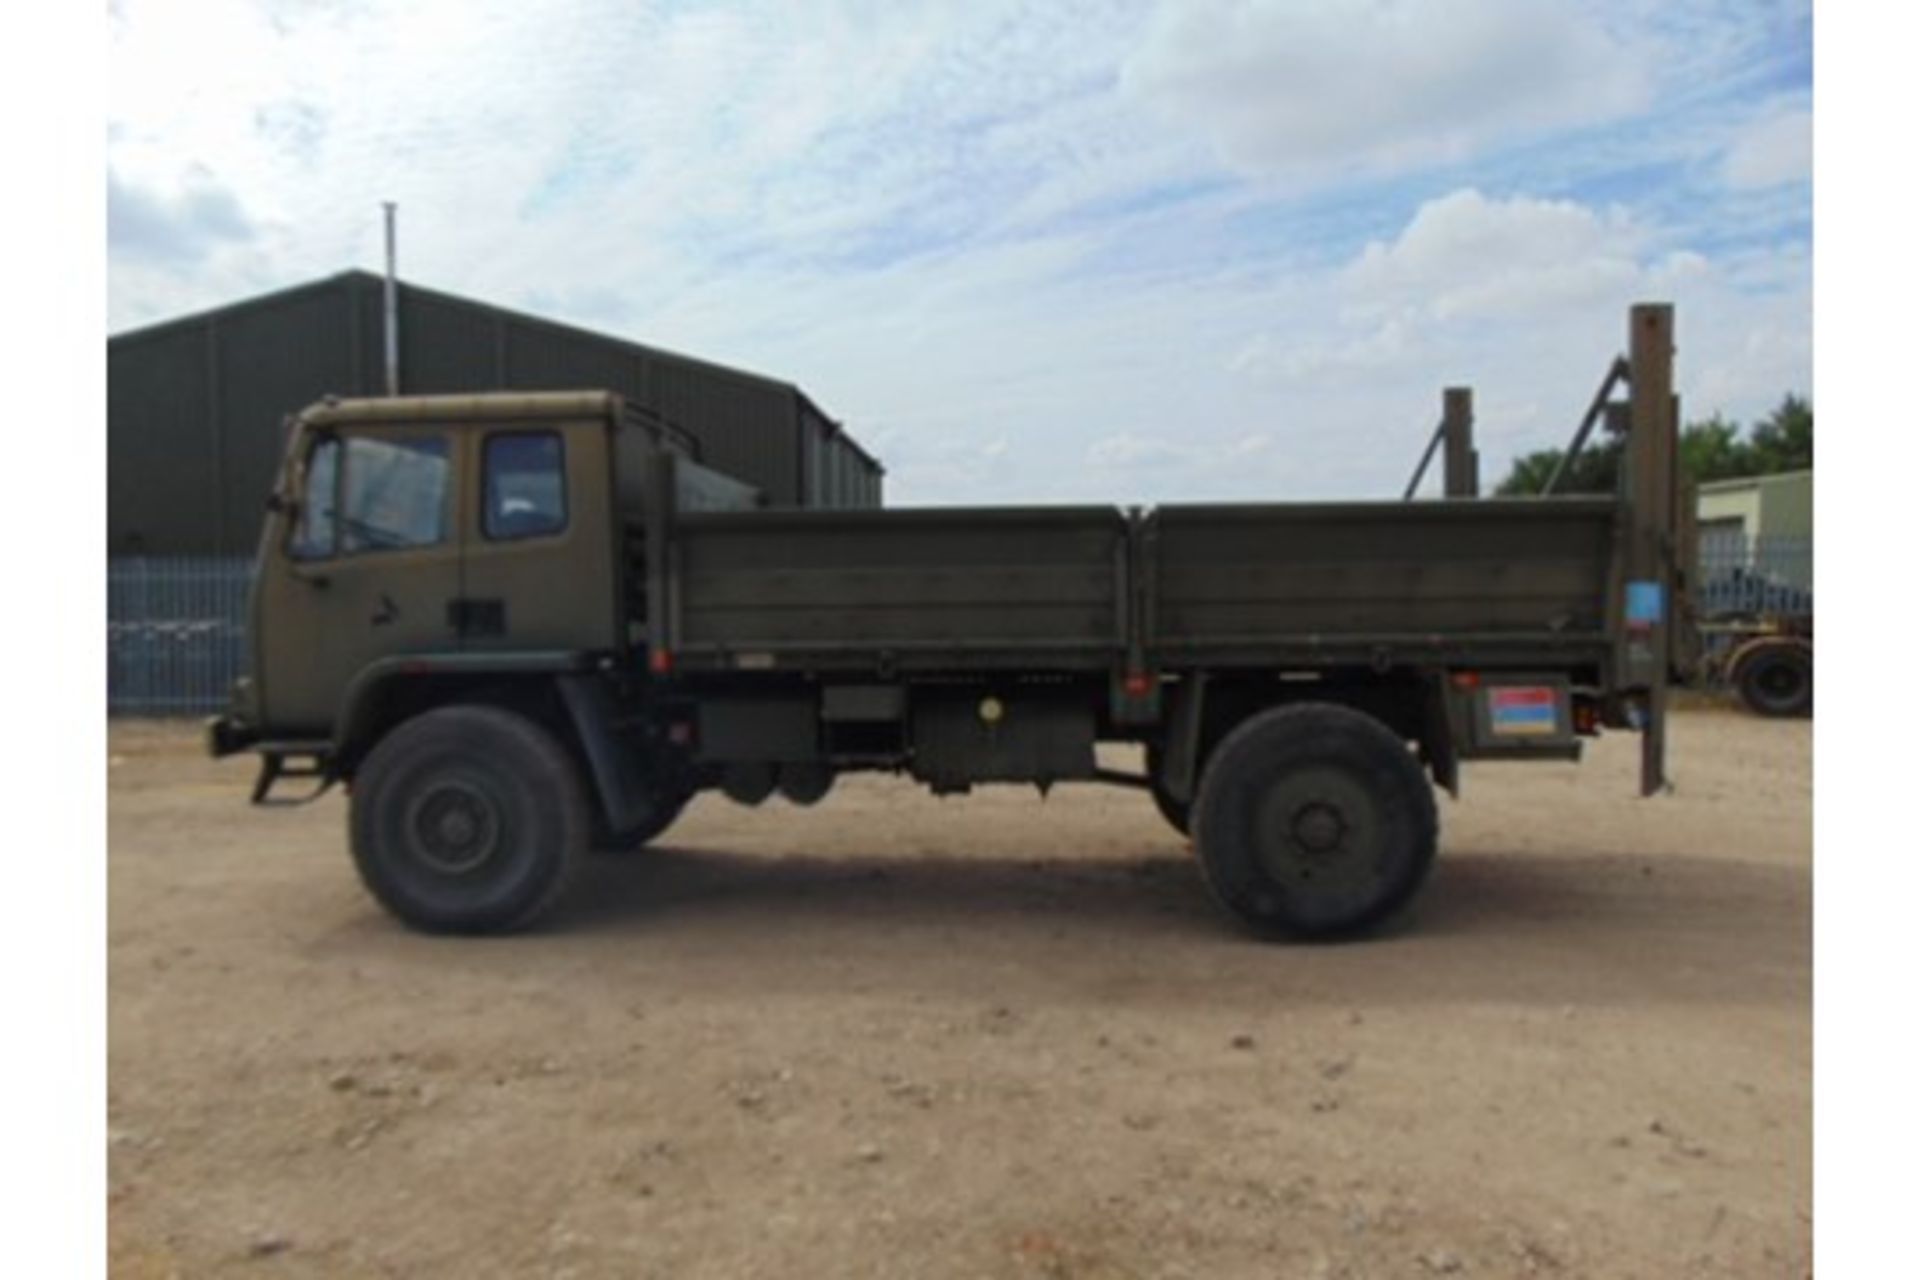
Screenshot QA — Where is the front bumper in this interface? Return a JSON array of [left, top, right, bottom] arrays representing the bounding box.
[[203, 715, 258, 759]]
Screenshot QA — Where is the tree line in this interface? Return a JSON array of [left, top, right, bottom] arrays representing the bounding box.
[[1494, 394, 1812, 496]]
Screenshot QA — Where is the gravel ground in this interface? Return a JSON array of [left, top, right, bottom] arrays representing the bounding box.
[[108, 709, 1809, 1279]]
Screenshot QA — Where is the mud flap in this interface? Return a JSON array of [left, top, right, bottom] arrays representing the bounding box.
[[555, 673, 659, 834]]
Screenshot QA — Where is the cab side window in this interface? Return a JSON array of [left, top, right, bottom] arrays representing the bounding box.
[[292, 434, 450, 558], [290, 437, 340, 560], [339, 436, 451, 553], [484, 432, 567, 540]]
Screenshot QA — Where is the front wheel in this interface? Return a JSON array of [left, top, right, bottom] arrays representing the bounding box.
[[1191, 703, 1437, 940], [349, 704, 588, 933]]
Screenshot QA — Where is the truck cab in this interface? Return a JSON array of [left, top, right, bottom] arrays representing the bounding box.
[[253, 397, 613, 731]]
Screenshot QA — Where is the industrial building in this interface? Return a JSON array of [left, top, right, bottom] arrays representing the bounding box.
[[108, 270, 883, 556], [1696, 469, 1812, 545], [107, 271, 884, 713], [1697, 469, 1812, 593]]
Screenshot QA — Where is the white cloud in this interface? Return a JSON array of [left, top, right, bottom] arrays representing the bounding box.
[[1087, 432, 1191, 470], [1723, 106, 1812, 189], [107, 168, 256, 263], [104, 1, 1810, 507], [104, 1, 1161, 328], [1222, 187, 1810, 492], [1344, 189, 1647, 322], [1121, 0, 1647, 178], [1234, 316, 1420, 384]]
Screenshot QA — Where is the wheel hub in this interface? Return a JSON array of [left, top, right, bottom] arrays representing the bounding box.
[[408, 782, 501, 875], [1251, 766, 1382, 890], [1291, 801, 1347, 854]]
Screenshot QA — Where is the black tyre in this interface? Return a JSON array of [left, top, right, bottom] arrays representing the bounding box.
[[350, 704, 588, 934], [1191, 702, 1437, 940], [1145, 744, 1191, 836], [1736, 645, 1812, 718]]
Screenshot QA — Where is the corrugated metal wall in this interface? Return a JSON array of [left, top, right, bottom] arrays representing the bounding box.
[[108, 322, 217, 556], [798, 395, 884, 509], [653, 358, 801, 506], [373, 285, 504, 394], [799, 396, 834, 509], [217, 284, 359, 554], [109, 271, 882, 554]]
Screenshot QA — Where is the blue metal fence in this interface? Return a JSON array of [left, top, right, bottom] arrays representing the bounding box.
[[1694, 535, 1812, 617], [108, 557, 253, 715]]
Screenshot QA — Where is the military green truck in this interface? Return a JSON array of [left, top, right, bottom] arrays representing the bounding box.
[[207, 304, 1695, 940]]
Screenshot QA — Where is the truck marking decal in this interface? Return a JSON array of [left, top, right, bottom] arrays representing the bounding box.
[[1488, 686, 1558, 736]]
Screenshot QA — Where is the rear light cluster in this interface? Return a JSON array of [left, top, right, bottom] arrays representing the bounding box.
[[1572, 698, 1599, 736]]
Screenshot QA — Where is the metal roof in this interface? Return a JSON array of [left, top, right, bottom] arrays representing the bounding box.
[[1695, 467, 1812, 495], [111, 269, 882, 475]]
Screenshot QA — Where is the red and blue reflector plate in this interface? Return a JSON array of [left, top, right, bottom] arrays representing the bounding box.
[[1487, 685, 1558, 737]]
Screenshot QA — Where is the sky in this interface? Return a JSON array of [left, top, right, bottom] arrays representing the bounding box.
[[106, 0, 1813, 506]]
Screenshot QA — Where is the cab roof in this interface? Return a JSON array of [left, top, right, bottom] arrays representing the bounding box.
[[298, 390, 622, 428]]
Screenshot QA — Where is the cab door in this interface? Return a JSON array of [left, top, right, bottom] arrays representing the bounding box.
[[255, 426, 464, 733], [457, 419, 618, 654]]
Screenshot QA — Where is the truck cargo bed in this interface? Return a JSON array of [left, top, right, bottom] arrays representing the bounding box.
[[1147, 499, 1617, 667], [669, 507, 1125, 670], [658, 497, 1621, 675]]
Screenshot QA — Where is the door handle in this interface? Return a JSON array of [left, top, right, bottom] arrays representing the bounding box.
[[291, 565, 331, 589]]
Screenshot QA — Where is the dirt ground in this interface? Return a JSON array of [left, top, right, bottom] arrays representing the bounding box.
[[107, 709, 1810, 1279]]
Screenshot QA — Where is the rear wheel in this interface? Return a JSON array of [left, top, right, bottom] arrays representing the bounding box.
[[1192, 702, 1436, 940], [350, 704, 587, 933], [1735, 644, 1812, 717]]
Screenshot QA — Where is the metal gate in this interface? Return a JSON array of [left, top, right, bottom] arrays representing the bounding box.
[[108, 557, 253, 715], [1695, 535, 1812, 617]]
